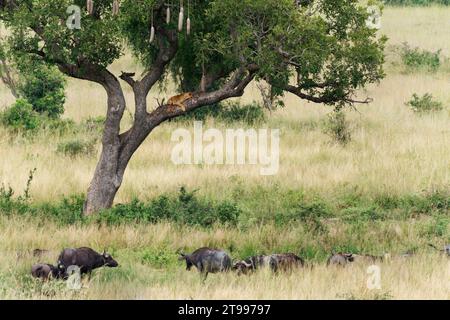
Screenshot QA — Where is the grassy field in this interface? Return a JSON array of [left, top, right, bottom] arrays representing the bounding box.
[[0, 6, 449, 299]]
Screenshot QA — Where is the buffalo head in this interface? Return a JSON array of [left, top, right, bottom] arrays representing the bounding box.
[[102, 250, 119, 267]]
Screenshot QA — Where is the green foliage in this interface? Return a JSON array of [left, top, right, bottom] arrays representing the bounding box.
[[0, 182, 449, 241], [219, 102, 266, 125], [322, 112, 352, 145], [182, 102, 266, 125], [400, 43, 441, 72], [1, 99, 41, 131], [275, 199, 332, 224], [56, 139, 97, 158], [424, 215, 449, 237], [97, 187, 241, 227], [2, 1, 123, 68], [406, 93, 443, 113], [202, 0, 386, 106], [1, 0, 385, 109], [37, 195, 85, 225], [18, 64, 66, 119]]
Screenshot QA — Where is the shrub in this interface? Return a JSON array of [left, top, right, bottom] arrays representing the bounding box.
[[96, 187, 241, 227], [18, 65, 66, 119], [56, 139, 96, 157], [1, 99, 41, 131], [400, 43, 441, 72], [322, 111, 352, 145], [406, 93, 443, 113], [36, 195, 85, 225], [181, 103, 221, 121]]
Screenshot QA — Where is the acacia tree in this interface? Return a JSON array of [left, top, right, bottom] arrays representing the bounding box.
[[0, 0, 386, 214]]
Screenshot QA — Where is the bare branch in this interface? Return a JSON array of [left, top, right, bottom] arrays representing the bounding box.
[[119, 71, 136, 88]]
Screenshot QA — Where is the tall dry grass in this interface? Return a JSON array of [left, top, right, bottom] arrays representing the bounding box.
[[0, 217, 448, 300]]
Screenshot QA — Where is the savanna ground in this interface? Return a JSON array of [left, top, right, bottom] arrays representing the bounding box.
[[0, 6, 449, 299]]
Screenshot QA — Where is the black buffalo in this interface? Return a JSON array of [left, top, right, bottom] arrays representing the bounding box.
[[57, 247, 118, 276], [31, 263, 64, 280], [327, 253, 354, 266], [179, 247, 232, 280], [233, 253, 304, 275]]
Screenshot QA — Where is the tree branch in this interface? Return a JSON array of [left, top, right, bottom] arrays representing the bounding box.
[[139, 26, 178, 96], [147, 66, 257, 125], [119, 72, 136, 88], [284, 84, 373, 105]]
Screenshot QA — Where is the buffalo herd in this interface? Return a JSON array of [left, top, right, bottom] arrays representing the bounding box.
[[30, 243, 449, 282], [30, 247, 118, 280]]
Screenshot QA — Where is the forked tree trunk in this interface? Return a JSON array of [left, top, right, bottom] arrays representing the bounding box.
[[83, 81, 131, 215], [83, 144, 123, 214], [83, 89, 156, 215]]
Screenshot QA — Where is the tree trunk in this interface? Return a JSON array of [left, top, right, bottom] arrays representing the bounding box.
[[83, 121, 154, 215], [83, 76, 129, 215], [83, 87, 156, 215], [83, 144, 123, 215]]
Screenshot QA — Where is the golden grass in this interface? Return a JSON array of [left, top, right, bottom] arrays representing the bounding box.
[[0, 218, 448, 300]]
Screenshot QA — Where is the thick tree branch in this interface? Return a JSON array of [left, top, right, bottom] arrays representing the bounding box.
[[147, 67, 257, 125], [284, 84, 373, 105], [139, 27, 178, 95], [119, 72, 136, 88]]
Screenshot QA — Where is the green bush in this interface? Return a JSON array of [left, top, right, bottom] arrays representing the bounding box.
[[180, 102, 266, 125], [180, 103, 221, 121], [219, 102, 266, 125], [1, 99, 41, 131], [1, 181, 448, 228], [406, 93, 443, 113], [94, 187, 241, 227], [400, 43, 441, 72], [56, 139, 97, 157], [18, 65, 66, 119], [322, 111, 352, 145]]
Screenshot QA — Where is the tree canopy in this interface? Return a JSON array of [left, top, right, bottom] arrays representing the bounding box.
[[1, 0, 385, 105]]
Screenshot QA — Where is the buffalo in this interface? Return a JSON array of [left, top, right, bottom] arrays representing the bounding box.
[[57, 247, 118, 276], [327, 253, 354, 266], [31, 263, 64, 280], [233, 253, 304, 275], [233, 255, 274, 275], [179, 247, 232, 280]]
